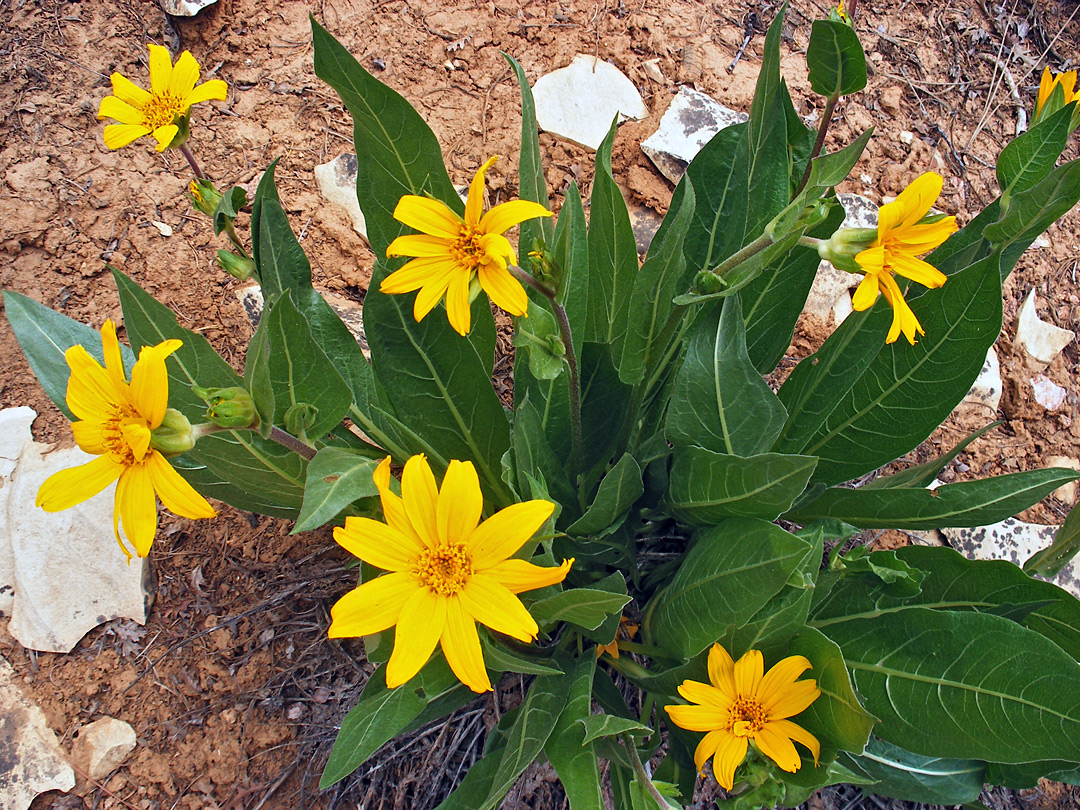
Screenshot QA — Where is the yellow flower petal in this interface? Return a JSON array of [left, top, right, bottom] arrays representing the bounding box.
[[1038, 67, 1054, 117], [71, 420, 107, 455], [444, 268, 472, 335], [480, 232, 515, 269], [147, 44, 174, 97], [889, 252, 948, 290], [753, 722, 802, 773], [851, 271, 880, 312], [477, 262, 528, 317], [100, 320, 126, 388], [65, 345, 120, 422], [130, 339, 181, 428], [733, 649, 764, 696], [769, 718, 821, 765], [459, 574, 537, 642], [185, 78, 228, 106], [468, 500, 555, 569], [478, 199, 552, 237], [712, 732, 748, 791], [36, 454, 122, 512], [151, 124, 179, 152], [413, 264, 460, 324], [97, 95, 144, 125], [666, 702, 730, 732], [878, 172, 941, 235], [888, 218, 957, 255], [122, 422, 151, 462], [328, 571, 415, 637], [440, 596, 491, 692], [109, 71, 151, 107], [692, 728, 726, 775], [381, 256, 455, 295], [385, 587, 445, 687], [708, 643, 738, 702], [103, 123, 152, 150], [678, 678, 732, 711], [484, 557, 572, 594], [115, 464, 159, 557], [333, 517, 423, 571], [169, 50, 200, 100], [146, 452, 216, 519], [392, 195, 463, 240], [386, 234, 456, 259], [437, 460, 482, 544], [465, 156, 499, 226], [373, 456, 429, 548], [401, 454, 440, 545], [763, 678, 821, 720], [879, 272, 922, 345]]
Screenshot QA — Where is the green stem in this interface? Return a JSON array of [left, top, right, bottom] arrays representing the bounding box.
[[795, 93, 839, 196], [622, 732, 670, 809], [708, 230, 776, 278], [178, 144, 205, 180], [224, 223, 250, 258], [797, 235, 825, 251], [508, 265, 583, 484], [194, 421, 316, 461]]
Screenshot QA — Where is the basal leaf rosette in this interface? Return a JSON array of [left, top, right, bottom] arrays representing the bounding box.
[[329, 455, 572, 692]]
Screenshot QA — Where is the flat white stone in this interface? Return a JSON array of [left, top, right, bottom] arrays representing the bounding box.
[[314, 154, 369, 243], [0, 407, 37, 614], [1015, 288, 1074, 366], [73, 717, 137, 785], [1046, 456, 1080, 504], [805, 194, 877, 320], [942, 518, 1078, 599], [0, 656, 75, 809], [160, 0, 217, 16], [533, 55, 647, 151], [960, 346, 1002, 414], [1031, 374, 1067, 411], [6, 442, 149, 653], [641, 86, 747, 183]]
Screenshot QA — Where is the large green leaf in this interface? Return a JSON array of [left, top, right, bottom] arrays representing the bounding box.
[[294, 448, 380, 533], [648, 519, 811, 658], [512, 394, 577, 510], [113, 269, 306, 516], [997, 104, 1074, 198], [566, 453, 642, 536], [666, 447, 817, 524], [810, 545, 1080, 661], [1025, 498, 1080, 578], [665, 296, 788, 456], [505, 53, 553, 255], [584, 119, 639, 348], [806, 19, 867, 98], [786, 468, 1080, 529], [3, 290, 135, 421], [822, 607, 1080, 763], [986, 159, 1080, 270], [793, 255, 1003, 485], [545, 657, 604, 810], [531, 583, 631, 631], [859, 420, 1001, 490], [839, 738, 984, 804], [579, 341, 632, 472]]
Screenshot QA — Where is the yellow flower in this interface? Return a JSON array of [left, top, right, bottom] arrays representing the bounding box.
[[666, 643, 821, 791], [382, 156, 552, 336], [1035, 67, 1078, 121], [36, 320, 217, 559], [852, 172, 957, 344], [596, 616, 639, 660], [329, 455, 572, 692], [97, 44, 228, 151]]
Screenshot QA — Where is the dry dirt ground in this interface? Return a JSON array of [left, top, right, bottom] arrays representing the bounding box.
[[1, 0, 1079, 807]]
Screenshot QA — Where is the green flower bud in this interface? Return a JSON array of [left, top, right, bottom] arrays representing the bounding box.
[[693, 269, 728, 295], [192, 385, 259, 429], [284, 402, 318, 437], [815, 226, 878, 274], [149, 408, 197, 456], [166, 112, 192, 150], [215, 249, 255, 280], [188, 178, 223, 217]]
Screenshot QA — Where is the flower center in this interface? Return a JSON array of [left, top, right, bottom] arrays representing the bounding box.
[[415, 543, 473, 596], [450, 225, 486, 272], [727, 696, 769, 736], [101, 404, 149, 466], [141, 92, 187, 130]]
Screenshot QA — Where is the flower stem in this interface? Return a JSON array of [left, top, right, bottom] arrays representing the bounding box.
[[797, 235, 825, 251], [508, 265, 583, 483], [268, 425, 316, 460], [795, 93, 839, 196], [178, 144, 206, 180], [708, 230, 776, 278], [622, 732, 670, 809]]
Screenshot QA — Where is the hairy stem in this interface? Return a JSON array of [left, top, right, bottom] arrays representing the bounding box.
[[622, 732, 670, 809], [267, 425, 316, 460], [795, 93, 839, 196], [178, 144, 205, 180]]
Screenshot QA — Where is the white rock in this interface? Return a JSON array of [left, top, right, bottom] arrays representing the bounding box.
[[942, 518, 1080, 599], [0, 407, 37, 614], [5, 442, 150, 652], [835, 192, 879, 229], [1046, 456, 1080, 504], [533, 54, 648, 151], [73, 717, 137, 785], [1015, 289, 1074, 366], [159, 0, 217, 15], [0, 656, 75, 809], [640, 86, 747, 183], [150, 220, 173, 237], [961, 346, 1002, 414], [832, 292, 853, 325], [642, 58, 665, 84], [898, 130, 914, 145], [1031, 374, 1067, 411], [314, 154, 369, 243], [805, 193, 878, 320]]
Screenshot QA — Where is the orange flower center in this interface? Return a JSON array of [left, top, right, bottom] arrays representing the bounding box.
[[727, 696, 769, 736], [101, 404, 150, 466], [140, 91, 187, 130], [415, 543, 474, 596], [450, 225, 487, 272]]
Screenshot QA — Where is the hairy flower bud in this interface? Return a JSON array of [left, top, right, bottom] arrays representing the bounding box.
[[815, 226, 878, 273], [215, 249, 255, 280], [192, 385, 259, 429], [149, 408, 197, 456], [189, 178, 223, 217]]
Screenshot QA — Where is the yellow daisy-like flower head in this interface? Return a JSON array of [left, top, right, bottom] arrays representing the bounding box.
[[35, 320, 217, 559], [97, 44, 228, 151], [1035, 67, 1079, 122], [382, 156, 553, 336], [329, 455, 572, 693], [851, 172, 957, 345], [666, 643, 821, 791]]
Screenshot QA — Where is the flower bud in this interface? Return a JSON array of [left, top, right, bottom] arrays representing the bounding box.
[[149, 408, 197, 456], [189, 178, 223, 217], [815, 226, 878, 274], [215, 249, 256, 280], [284, 402, 318, 437], [192, 385, 259, 429]]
